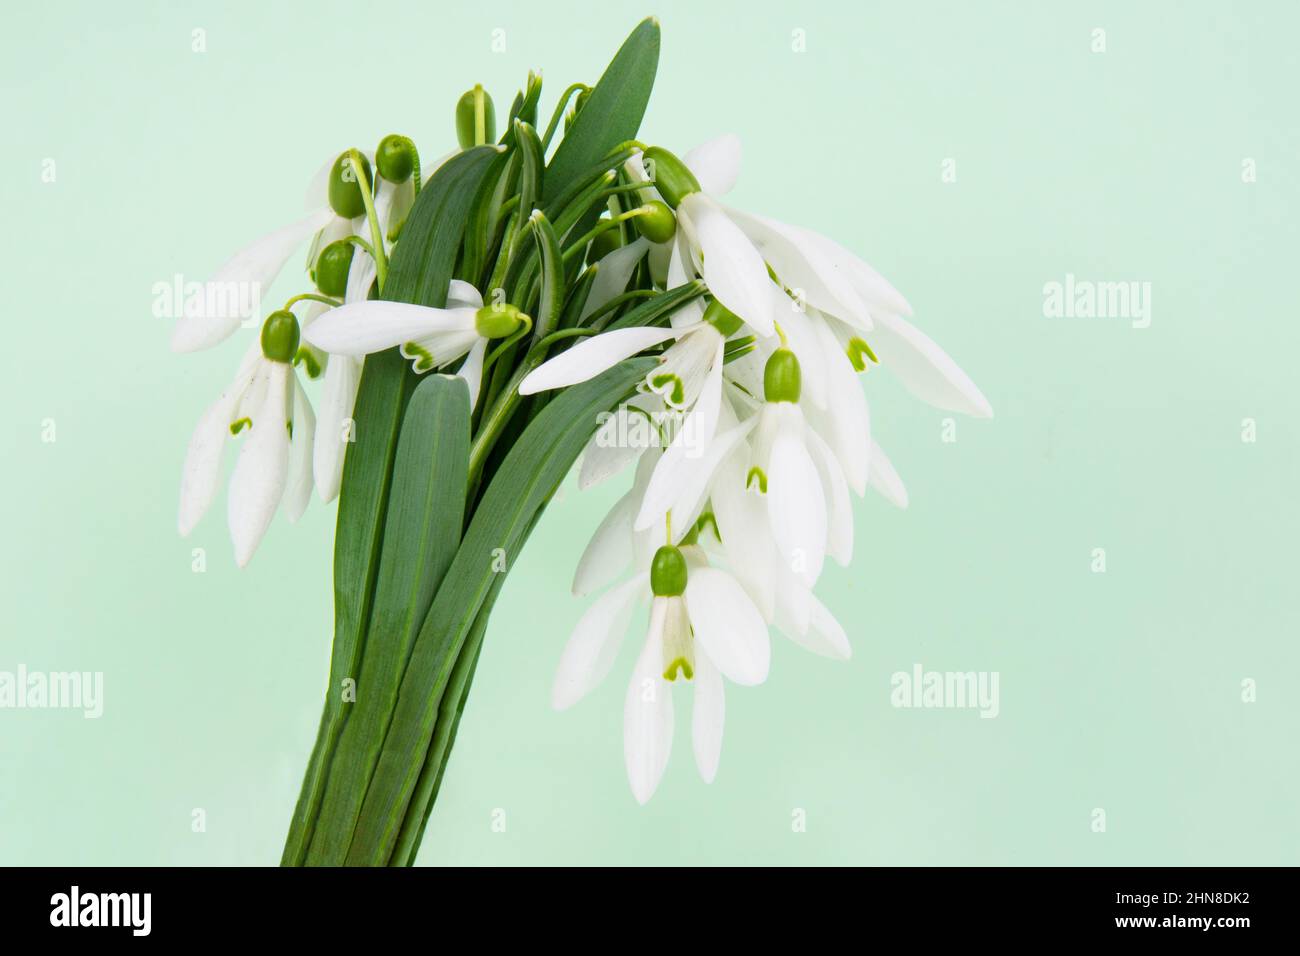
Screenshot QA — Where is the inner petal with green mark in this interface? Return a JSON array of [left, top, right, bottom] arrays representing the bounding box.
[[660, 597, 695, 682]]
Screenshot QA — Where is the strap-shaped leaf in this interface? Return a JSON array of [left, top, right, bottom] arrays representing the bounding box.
[[306, 375, 471, 865], [346, 358, 656, 864], [529, 211, 564, 341], [544, 18, 659, 199], [282, 147, 499, 865]]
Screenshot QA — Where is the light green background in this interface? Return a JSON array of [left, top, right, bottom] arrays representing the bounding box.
[[3, 1, 1297, 865]]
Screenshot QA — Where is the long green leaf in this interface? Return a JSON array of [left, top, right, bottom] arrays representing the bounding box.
[[305, 375, 471, 866], [529, 211, 564, 342], [346, 358, 656, 864], [282, 146, 499, 865], [544, 18, 659, 199]]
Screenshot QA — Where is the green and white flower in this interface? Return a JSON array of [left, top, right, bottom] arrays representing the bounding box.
[[177, 311, 314, 566], [302, 281, 525, 409], [553, 542, 769, 803]]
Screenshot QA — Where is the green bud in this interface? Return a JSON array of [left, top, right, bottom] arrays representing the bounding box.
[[328, 152, 373, 219], [641, 146, 701, 209], [314, 241, 355, 298], [375, 134, 416, 183], [588, 224, 622, 262], [574, 88, 591, 114], [474, 303, 526, 339], [634, 199, 677, 243], [763, 348, 802, 403], [650, 545, 689, 597], [455, 85, 497, 148], [703, 299, 743, 338], [261, 311, 300, 364]]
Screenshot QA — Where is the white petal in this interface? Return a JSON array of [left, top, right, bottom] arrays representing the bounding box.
[[869, 312, 993, 417], [552, 574, 646, 710], [227, 363, 291, 566], [446, 279, 484, 310], [171, 207, 334, 352], [772, 561, 812, 637], [683, 339, 724, 453], [344, 252, 377, 304], [680, 194, 773, 337], [691, 650, 725, 783], [869, 438, 909, 508], [312, 356, 360, 503], [581, 238, 650, 321], [572, 491, 636, 597], [777, 585, 852, 660], [456, 337, 488, 410], [684, 567, 770, 686], [806, 427, 852, 566], [727, 209, 869, 326], [283, 374, 316, 523], [634, 415, 756, 532], [710, 449, 776, 621], [624, 603, 674, 804], [683, 133, 742, 197], [807, 318, 869, 495], [518, 326, 678, 394], [177, 349, 259, 535], [302, 301, 475, 357], [578, 404, 655, 490], [800, 230, 912, 318], [767, 411, 827, 586]]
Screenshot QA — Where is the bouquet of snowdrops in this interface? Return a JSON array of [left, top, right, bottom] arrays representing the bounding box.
[[171, 18, 990, 866]]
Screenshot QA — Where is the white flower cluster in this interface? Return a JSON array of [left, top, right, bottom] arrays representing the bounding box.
[[173, 149, 443, 566], [172, 129, 989, 804], [521, 136, 992, 803]]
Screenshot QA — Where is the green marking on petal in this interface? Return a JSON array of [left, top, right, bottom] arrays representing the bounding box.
[[847, 337, 878, 372], [746, 466, 768, 494], [230, 417, 251, 436], [649, 371, 685, 407], [295, 348, 322, 379], [402, 341, 435, 373], [662, 658, 694, 682]]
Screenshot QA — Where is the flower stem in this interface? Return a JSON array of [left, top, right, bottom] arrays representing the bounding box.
[[350, 148, 388, 291]]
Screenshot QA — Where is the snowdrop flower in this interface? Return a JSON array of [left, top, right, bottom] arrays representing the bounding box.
[[171, 137, 440, 356], [727, 347, 847, 588], [302, 282, 526, 410], [519, 298, 750, 455], [178, 311, 315, 566], [552, 542, 770, 804], [311, 251, 375, 503], [171, 150, 381, 354]]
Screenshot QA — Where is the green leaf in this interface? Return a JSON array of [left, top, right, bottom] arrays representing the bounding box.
[[282, 146, 499, 866], [305, 375, 471, 866], [389, 573, 502, 866], [601, 279, 707, 331], [544, 18, 659, 200], [529, 211, 564, 341], [346, 358, 656, 864]]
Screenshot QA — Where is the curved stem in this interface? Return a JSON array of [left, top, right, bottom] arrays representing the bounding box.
[[349, 148, 388, 291], [562, 206, 654, 265], [284, 292, 342, 311], [540, 82, 590, 153]]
